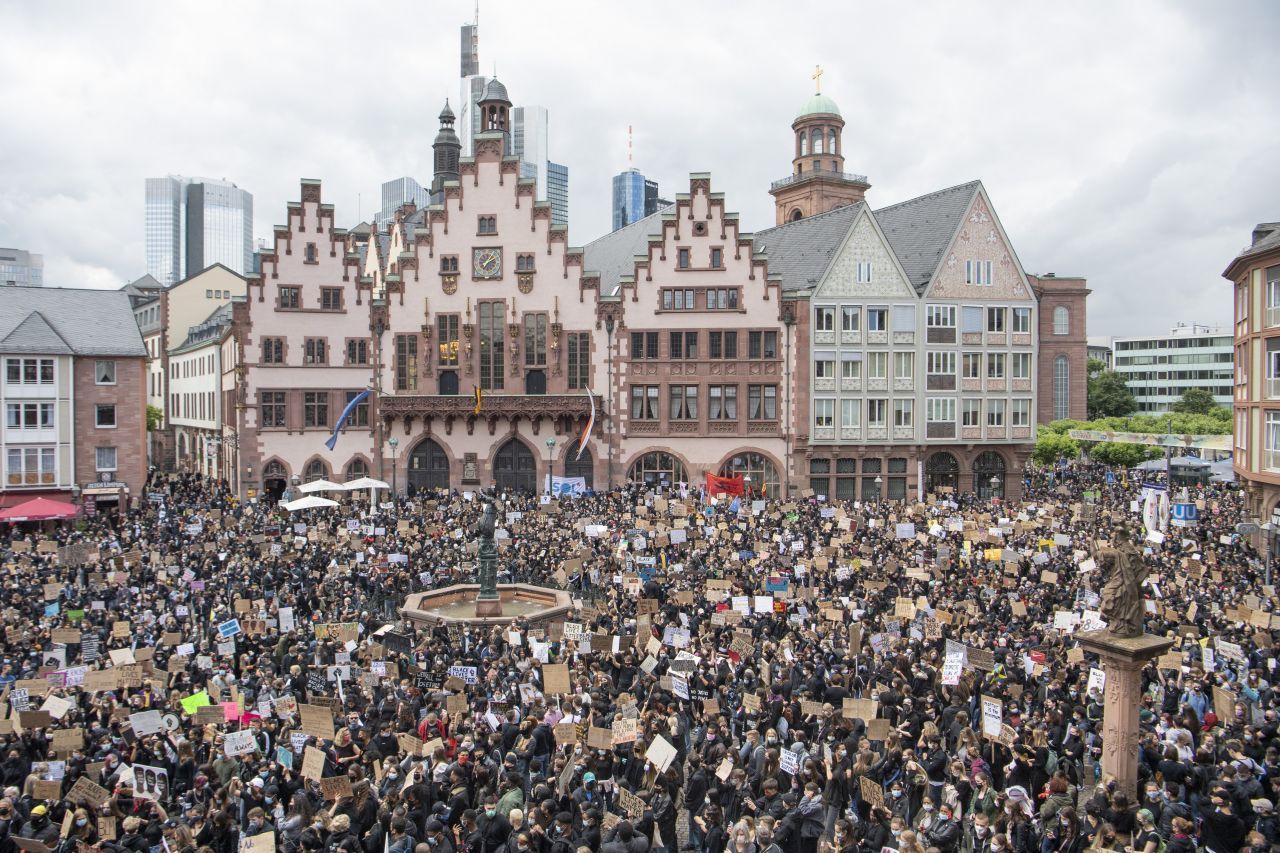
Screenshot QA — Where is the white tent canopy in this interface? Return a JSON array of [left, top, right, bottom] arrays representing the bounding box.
[[343, 477, 390, 491], [282, 495, 339, 512], [298, 479, 347, 493]]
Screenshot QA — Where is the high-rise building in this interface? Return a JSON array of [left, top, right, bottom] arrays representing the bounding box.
[[613, 168, 663, 231], [0, 248, 43, 287], [145, 176, 253, 286], [547, 162, 569, 227], [459, 74, 491, 155], [379, 177, 431, 225], [460, 22, 479, 77], [1110, 324, 1234, 412], [513, 106, 549, 199]]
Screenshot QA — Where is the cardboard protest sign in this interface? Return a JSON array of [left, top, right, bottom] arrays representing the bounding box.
[[319, 775, 353, 800]]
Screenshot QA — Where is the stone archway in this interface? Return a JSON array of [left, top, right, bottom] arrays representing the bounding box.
[[407, 437, 450, 492]]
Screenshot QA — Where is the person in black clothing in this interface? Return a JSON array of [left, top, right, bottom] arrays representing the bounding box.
[[1200, 790, 1247, 853]]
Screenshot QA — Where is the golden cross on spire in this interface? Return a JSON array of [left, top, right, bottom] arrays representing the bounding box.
[[812, 64, 824, 95]]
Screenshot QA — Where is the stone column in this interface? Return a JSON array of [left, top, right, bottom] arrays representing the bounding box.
[[1077, 631, 1173, 799]]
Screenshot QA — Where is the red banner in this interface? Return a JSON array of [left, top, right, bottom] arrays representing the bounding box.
[[706, 473, 745, 497]]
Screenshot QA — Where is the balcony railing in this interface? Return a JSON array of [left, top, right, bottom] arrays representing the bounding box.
[[770, 169, 870, 191]]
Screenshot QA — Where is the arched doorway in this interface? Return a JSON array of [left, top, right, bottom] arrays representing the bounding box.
[[263, 460, 287, 501], [974, 451, 1006, 500], [925, 451, 960, 494], [564, 446, 594, 489], [303, 459, 329, 483], [493, 439, 536, 494], [344, 458, 369, 481], [719, 452, 779, 496], [408, 437, 450, 492], [627, 451, 687, 489]]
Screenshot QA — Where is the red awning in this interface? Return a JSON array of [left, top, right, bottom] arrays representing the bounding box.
[[0, 497, 80, 522], [0, 491, 72, 509]]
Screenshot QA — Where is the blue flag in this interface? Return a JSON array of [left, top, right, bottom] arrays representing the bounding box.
[[325, 389, 371, 450]]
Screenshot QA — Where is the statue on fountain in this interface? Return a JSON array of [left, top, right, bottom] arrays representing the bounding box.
[[1095, 525, 1148, 638], [474, 487, 502, 616]]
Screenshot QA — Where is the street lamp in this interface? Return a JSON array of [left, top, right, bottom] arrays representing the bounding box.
[[744, 475, 752, 500], [545, 437, 557, 495], [874, 475, 882, 500], [388, 437, 399, 496], [990, 474, 1001, 502]]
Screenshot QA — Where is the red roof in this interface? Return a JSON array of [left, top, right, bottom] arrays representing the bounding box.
[[0, 497, 79, 522]]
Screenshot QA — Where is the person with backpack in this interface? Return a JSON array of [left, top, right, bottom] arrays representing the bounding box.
[[1131, 809, 1163, 853], [1038, 778, 1072, 853]]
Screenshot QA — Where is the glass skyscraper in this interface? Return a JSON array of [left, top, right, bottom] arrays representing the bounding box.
[[547, 162, 569, 228], [145, 176, 253, 286], [379, 177, 431, 225], [612, 169, 647, 231]]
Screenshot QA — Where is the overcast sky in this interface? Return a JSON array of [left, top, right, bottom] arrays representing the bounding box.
[[1, 1, 1275, 337]]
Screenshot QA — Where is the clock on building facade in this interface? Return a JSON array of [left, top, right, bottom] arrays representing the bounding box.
[[473, 247, 502, 279]]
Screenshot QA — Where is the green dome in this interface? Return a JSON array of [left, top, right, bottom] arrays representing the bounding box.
[[796, 92, 840, 120]]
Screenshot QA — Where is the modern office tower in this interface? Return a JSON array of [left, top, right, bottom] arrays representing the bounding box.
[[1111, 324, 1235, 412], [0, 248, 43, 287], [513, 106, 549, 199], [379, 177, 431, 224], [547, 161, 569, 227], [145, 176, 253, 286]]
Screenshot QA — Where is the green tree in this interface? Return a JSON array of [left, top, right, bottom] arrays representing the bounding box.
[[1171, 388, 1222, 415], [1087, 362, 1138, 419], [146, 406, 164, 431], [1090, 441, 1150, 468], [1032, 429, 1080, 466]]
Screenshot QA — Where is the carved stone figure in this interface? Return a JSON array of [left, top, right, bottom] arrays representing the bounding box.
[[474, 487, 500, 609], [1097, 526, 1148, 638]]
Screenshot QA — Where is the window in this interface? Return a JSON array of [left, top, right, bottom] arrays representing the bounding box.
[[6, 447, 55, 485], [206, 289, 213, 298], [711, 248, 723, 268], [842, 306, 860, 332], [815, 307, 835, 332], [567, 333, 590, 390], [809, 457, 829, 495], [440, 255, 459, 273], [707, 288, 739, 310], [5, 402, 54, 429], [303, 392, 329, 428], [986, 307, 1006, 333], [95, 446, 117, 473], [478, 216, 497, 234], [524, 313, 548, 366], [987, 353, 1006, 379], [631, 385, 659, 419], [709, 385, 738, 420], [856, 261, 873, 284], [1054, 355, 1070, 420], [965, 260, 993, 285], [437, 315, 460, 366], [841, 355, 862, 380], [279, 287, 300, 309], [867, 399, 887, 427], [95, 360, 116, 385], [987, 399, 1005, 427], [1011, 399, 1031, 427], [1012, 307, 1031, 334], [630, 332, 659, 360], [748, 331, 777, 359], [302, 338, 326, 365], [927, 398, 955, 423], [867, 351, 888, 379], [1053, 306, 1070, 335], [346, 339, 369, 366], [670, 331, 698, 360], [395, 334, 419, 391], [840, 399, 859, 429], [677, 248, 690, 269], [926, 305, 956, 328], [893, 352, 914, 381], [478, 303, 505, 390], [867, 308, 888, 331], [1011, 352, 1032, 379], [814, 399, 834, 429], [320, 288, 343, 310], [670, 386, 698, 420], [261, 391, 286, 427], [748, 385, 776, 420], [304, 243, 318, 263], [344, 390, 370, 428], [962, 352, 982, 379], [662, 289, 695, 311], [893, 399, 914, 428], [516, 254, 536, 273], [927, 351, 956, 375], [814, 356, 835, 379], [95, 404, 116, 428], [709, 331, 737, 359], [892, 305, 916, 332]]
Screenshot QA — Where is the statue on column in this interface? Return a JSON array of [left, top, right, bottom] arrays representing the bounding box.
[[1095, 525, 1148, 638], [474, 487, 501, 613]]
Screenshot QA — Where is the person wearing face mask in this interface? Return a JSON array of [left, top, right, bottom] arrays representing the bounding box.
[[425, 819, 456, 853], [17, 804, 59, 845], [477, 796, 511, 853], [245, 807, 278, 847], [962, 812, 993, 853]]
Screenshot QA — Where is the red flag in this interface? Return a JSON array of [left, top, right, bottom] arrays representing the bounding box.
[[705, 473, 745, 497]]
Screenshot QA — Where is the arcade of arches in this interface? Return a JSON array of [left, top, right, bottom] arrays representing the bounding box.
[[718, 452, 780, 496], [808, 450, 1014, 501]]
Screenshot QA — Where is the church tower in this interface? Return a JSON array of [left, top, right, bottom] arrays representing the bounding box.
[[768, 68, 870, 225], [432, 100, 462, 193], [476, 78, 512, 155]]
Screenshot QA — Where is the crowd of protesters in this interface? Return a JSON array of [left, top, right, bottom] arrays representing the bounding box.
[[0, 462, 1275, 853]]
